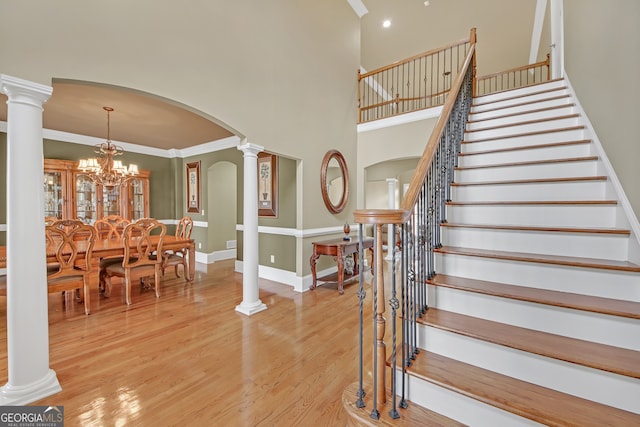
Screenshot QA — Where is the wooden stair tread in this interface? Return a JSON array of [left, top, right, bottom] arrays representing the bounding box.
[[467, 102, 575, 124], [407, 350, 640, 427], [446, 200, 618, 206], [441, 222, 630, 235], [455, 155, 598, 170], [429, 274, 640, 319], [451, 175, 607, 186], [342, 382, 466, 427], [459, 139, 591, 156], [420, 308, 640, 378], [462, 125, 584, 144], [435, 246, 640, 272], [465, 113, 580, 133]]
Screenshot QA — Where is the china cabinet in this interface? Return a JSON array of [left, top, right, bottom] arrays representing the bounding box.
[[44, 159, 150, 223], [43, 159, 74, 220]]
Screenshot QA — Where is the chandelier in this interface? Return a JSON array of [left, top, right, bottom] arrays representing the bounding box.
[[78, 106, 139, 187]]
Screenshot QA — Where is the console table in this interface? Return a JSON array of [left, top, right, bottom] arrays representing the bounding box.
[[309, 237, 374, 294]]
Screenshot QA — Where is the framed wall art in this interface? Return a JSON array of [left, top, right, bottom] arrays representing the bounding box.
[[258, 152, 278, 217], [186, 161, 201, 213]]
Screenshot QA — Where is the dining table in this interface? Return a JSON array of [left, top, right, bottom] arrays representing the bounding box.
[[38, 235, 196, 281]]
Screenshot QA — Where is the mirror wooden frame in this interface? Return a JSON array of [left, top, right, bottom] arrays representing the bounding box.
[[320, 150, 349, 214]]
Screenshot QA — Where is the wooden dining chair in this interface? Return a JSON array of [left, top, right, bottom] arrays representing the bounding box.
[[94, 215, 130, 240], [46, 219, 96, 315], [100, 218, 166, 305], [162, 216, 193, 280], [94, 215, 131, 290]]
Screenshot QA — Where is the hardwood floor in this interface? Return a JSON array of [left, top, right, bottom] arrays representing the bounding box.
[[0, 260, 379, 426]]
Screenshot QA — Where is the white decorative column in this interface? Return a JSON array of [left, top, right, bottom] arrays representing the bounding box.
[[385, 178, 398, 260], [236, 142, 267, 316], [550, 0, 564, 79], [0, 74, 60, 404]]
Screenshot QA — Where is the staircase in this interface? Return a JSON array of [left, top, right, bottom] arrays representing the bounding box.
[[395, 79, 640, 426]]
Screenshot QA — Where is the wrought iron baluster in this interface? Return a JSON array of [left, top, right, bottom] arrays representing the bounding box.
[[370, 224, 379, 421], [356, 224, 366, 409], [388, 223, 400, 419], [400, 222, 409, 408]]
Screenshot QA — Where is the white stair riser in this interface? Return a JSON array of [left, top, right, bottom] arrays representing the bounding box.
[[418, 326, 640, 414], [469, 97, 573, 121], [473, 87, 568, 112], [462, 128, 586, 152], [429, 285, 640, 351], [435, 253, 640, 301], [465, 117, 581, 142], [401, 374, 542, 427], [474, 80, 567, 102], [458, 142, 592, 166], [446, 204, 620, 228], [466, 105, 577, 131], [441, 227, 629, 261], [455, 160, 598, 182], [452, 180, 607, 202]]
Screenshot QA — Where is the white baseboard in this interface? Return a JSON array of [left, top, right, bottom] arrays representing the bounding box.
[[195, 249, 236, 265], [234, 260, 337, 293]]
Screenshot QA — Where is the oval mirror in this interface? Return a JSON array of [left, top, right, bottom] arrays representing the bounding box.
[[320, 150, 349, 214]]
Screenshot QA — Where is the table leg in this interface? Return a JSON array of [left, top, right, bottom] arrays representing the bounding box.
[[309, 253, 319, 290], [188, 241, 195, 281], [337, 246, 345, 295]]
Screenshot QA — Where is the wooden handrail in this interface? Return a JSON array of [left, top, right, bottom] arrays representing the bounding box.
[[477, 54, 550, 82], [401, 43, 475, 213], [358, 35, 473, 80], [351, 31, 476, 420]]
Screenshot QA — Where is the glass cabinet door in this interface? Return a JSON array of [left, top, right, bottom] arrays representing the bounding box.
[[43, 171, 64, 220], [75, 174, 98, 224], [102, 185, 122, 217], [129, 178, 147, 221]]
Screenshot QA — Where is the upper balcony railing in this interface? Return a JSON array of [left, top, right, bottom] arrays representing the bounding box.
[[476, 54, 550, 96], [358, 28, 550, 123], [357, 30, 476, 124]]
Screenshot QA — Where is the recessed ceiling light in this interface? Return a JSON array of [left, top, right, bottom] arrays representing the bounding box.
[[383, 19, 391, 28], [424, 1, 430, 5]]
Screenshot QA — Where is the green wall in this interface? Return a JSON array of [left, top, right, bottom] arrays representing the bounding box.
[[0, 132, 299, 272]]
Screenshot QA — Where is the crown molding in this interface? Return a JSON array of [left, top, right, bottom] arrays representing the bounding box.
[[0, 121, 240, 158]]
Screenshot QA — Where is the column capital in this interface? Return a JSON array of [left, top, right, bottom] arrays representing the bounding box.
[[237, 142, 264, 157], [386, 178, 398, 184], [0, 74, 52, 107]]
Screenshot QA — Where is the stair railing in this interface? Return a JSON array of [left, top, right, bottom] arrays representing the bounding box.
[[353, 36, 475, 421]]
